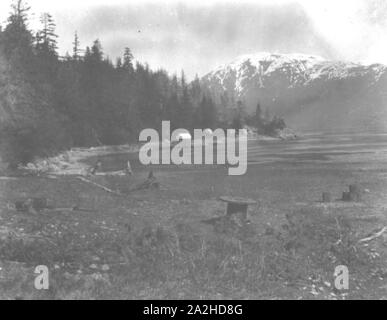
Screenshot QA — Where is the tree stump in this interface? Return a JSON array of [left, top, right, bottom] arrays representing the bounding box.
[[14, 198, 49, 213], [342, 184, 363, 202], [349, 184, 362, 202], [15, 199, 33, 213], [219, 196, 257, 223], [342, 192, 351, 202], [322, 192, 332, 203], [31, 198, 49, 212]]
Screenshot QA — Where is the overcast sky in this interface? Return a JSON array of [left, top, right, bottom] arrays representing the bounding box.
[[1, 0, 386, 79]]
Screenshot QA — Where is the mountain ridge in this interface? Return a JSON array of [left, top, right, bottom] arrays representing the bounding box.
[[202, 52, 387, 133]]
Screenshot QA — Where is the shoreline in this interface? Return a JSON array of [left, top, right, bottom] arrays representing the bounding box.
[[5, 129, 298, 177]]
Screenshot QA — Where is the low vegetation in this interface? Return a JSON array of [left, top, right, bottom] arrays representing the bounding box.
[[1, 161, 386, 299]]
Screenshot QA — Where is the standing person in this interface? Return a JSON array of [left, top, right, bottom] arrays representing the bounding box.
[[126, 160, 133, 176], [90, 159, 102, 175], [148, 170, 155, 181]]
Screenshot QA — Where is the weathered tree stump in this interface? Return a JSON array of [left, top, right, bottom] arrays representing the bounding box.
[[14, 198, 48, 213], [219, 196, 257, 223], [31, 198, 49, 212], [15, 199, 33, 213], [349, 184, 362, 202], [342, 192, 351, 202], [342, 184, 363, 202], [322, 192, 332, 203]]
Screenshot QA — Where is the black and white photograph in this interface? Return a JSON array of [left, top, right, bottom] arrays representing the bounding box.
[[0, 0, 387, 302]]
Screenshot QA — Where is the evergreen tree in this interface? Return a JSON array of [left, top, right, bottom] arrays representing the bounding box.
[[231, 100, 245, 130], [198, 96, 217, 129], [232, 112, 243, 130], [116, 57, 122, 69], [255, 102, 263, 133], [72, 31, 81, 60], [35, 12, 59, 79], [91, 39, 103, 62], [2, 0, 33, 65], [179, 70, 193, 129], [123, 47, 134, 72], [0, 1, 70, 166], [36, 13, 58, 55], [264, 107, 271, 122], [84, 46, 91, 60]]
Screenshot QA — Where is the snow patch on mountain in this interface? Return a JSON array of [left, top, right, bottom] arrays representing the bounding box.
[[202, 52, 387, 132], [204, 52, 387, 95], [207, 52, 327, 93]]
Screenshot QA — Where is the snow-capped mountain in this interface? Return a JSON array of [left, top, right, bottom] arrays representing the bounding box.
[[202, 53, 387, 132]]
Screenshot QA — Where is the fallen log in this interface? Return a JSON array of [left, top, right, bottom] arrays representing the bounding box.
[[350, 214, 381, 222], [0, 177, 19, 181], [76, 176, 123, 196], [49, 206, 95, 213], [358, 226, 387, 244], [78, 171, 161, 195]]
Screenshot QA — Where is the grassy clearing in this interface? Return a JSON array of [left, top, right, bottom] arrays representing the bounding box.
[[1, 158, 387, 299]]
